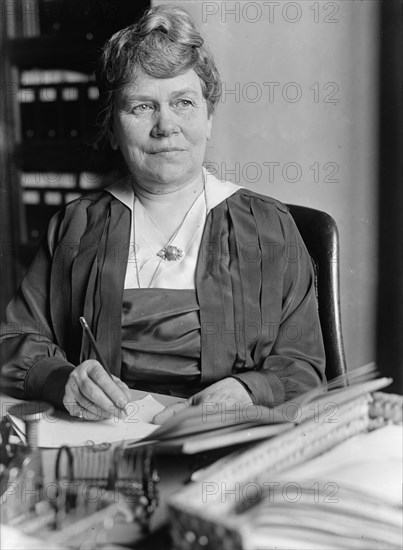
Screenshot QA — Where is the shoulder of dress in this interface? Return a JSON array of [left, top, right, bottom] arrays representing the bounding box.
[[60, 190, 129, 217], [47, 190, 127, 235], [228, 188, 290, 214], [65, 190, 110, 208]]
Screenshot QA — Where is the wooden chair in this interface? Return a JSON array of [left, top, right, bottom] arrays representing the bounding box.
[[286, 204, 347, 381]]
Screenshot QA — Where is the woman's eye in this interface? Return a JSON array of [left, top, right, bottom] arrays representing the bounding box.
[[176, 99, 194, 108], [131, 104, 153, 114]]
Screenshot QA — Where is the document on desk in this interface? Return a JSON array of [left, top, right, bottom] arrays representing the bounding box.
[[8, 392, 183, 448]]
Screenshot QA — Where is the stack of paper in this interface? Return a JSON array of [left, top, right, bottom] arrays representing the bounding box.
[[241, 425, 402, 549]]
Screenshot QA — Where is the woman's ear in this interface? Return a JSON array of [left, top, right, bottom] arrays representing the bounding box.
[[108, 129, 119, 151], [207, 114, 213, 140]]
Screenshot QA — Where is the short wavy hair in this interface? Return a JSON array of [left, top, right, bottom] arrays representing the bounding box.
[[96, 4, 221, 142]]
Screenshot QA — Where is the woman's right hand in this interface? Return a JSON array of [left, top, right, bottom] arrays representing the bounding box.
[[63, 360, 131, 420]]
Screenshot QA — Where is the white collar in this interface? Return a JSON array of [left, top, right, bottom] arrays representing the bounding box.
[[105, 168, 242, 213]]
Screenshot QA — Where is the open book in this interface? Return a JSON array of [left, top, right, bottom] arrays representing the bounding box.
[[140, 365, 391, 453]]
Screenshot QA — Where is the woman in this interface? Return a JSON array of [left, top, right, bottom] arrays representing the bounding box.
[[0, 5, 325, 423]]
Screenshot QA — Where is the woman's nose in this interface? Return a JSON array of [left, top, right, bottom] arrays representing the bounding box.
[[151, 106, 180, 137]]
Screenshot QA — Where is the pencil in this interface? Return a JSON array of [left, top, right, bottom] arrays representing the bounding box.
[[79, 316, 129, 414]]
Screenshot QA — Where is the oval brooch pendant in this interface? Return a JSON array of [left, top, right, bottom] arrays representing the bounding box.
[[157, 245, 184, 261]]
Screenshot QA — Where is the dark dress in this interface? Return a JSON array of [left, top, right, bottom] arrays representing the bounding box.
[[0, 188, 326, 408], [121, 288, 201, 397]]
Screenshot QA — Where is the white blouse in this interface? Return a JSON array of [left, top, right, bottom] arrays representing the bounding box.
[[106, 169, 242, 289]]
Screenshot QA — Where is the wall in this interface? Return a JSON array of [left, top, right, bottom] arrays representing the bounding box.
[[154, 0, 380, 370]]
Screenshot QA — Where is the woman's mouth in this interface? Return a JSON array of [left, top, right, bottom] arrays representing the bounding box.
[[150, 148, 185, 158]]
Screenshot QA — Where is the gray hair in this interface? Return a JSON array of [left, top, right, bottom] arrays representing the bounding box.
[[96, 4, 221, 142]]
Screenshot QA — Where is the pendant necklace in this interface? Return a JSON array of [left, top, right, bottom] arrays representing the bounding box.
[[133, 185, 207, 288], [142, 207, 186, 262]]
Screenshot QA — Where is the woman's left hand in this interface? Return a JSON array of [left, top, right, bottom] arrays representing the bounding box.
[[152, 378, 253, 424]]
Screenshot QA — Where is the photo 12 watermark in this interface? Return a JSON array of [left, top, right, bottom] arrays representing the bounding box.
[[204, 160, 340, 185], [201, 2, 341, 25], [219, 81, 340, 105], [201, 479, 340, 504], [200, 399, 340, 424]]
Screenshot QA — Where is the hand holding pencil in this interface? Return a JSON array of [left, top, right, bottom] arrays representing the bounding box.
[[62, 317, 131, 421]]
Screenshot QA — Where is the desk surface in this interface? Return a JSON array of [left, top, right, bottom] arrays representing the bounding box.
[[2, 393, 402, 550]]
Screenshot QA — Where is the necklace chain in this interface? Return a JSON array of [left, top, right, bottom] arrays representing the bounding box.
[[133, 186, 207, 288], [141, 199, 191, 261]]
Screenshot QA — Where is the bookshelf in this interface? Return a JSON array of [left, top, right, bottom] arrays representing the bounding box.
[[2, 0, 150, 267], [1, 0, 149, 312]]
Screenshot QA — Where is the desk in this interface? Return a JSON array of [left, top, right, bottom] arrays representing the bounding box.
[[2, 392, 402, 550]]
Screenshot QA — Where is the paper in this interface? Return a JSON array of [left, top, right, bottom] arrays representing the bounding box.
[[243, 426, 403, 549], [128, 388, 185, 408], [275, 424, 403, 505], [9, 395, 166, 448]]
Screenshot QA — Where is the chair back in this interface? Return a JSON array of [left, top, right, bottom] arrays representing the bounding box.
[[286, 204, 347, 381]]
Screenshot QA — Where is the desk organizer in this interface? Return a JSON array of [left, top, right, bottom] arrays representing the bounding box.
[[0, 440, 159, 547]]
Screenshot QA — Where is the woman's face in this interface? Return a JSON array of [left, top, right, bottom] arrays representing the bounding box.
[[110, 69, 213, 190]]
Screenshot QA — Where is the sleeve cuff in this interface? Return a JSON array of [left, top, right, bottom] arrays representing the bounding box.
[[232, 370, 285, 407], [25, 357, 75, 410]]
